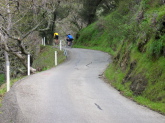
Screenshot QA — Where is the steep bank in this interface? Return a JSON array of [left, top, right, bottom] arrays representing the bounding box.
[[76, 0, 165, 114]]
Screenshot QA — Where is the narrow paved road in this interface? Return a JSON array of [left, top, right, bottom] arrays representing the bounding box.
[[1, 48, 165, 123]]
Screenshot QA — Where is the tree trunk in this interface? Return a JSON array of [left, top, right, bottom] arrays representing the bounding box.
[[51, 11, 57, 45]]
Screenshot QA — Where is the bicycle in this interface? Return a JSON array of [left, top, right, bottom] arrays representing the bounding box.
[[66, 39, 73, 48]]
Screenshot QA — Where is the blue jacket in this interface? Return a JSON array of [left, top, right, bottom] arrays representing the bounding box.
[[67, 34, 73, 39]]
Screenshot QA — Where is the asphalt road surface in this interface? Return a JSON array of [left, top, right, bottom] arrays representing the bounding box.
[[0, 48, 165, 123]]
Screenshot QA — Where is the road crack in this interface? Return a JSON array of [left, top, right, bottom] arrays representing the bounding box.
[[86, 62, 92, 67], [94, 103, 103, 110]]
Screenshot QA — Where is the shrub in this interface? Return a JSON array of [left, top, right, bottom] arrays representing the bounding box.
[[0, 74, 5, 87]]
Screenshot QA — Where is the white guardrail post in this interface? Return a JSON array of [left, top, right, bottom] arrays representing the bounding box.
[[42, 37, 45, 46], [60, 40, 62, 51], [55, 51, 57, 66], [6, 61, 10, 92], [42, 38, 43, 45], [44, 37, 45, 46], [27, 54, 30, 76]]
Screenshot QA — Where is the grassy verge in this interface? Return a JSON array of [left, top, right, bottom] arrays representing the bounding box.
[[32, 45, 66, 71], [0, 77, 24, 107], [0, 45, 66, 107], [104, 64, 165, 114]]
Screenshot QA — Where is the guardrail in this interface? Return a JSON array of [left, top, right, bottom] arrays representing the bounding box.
[[6, 39, 69, 92]]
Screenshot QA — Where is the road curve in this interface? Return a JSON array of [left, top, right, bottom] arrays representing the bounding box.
[[0, 48, 165, 123]]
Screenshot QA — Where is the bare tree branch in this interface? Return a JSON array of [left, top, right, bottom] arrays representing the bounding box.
[[0, 13, 7, 22], [0, 20, 43, 41], [21, 21, 43, 40]]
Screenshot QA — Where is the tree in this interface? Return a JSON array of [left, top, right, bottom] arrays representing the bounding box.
[[0, 0, 73, 75], [0, 0, 45, 73], [80, 0, 103, 25], [37, 0, 72, 45], [68, 3, 87, 32], [78, 0, 118, 25], [97, 0, 117, 16]]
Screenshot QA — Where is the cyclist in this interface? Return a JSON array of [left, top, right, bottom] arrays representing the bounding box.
[[54, 32, 59, 45], [66, 34, 74, 46]]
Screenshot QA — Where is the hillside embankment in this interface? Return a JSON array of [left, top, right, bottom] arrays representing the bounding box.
[[75, 0, 165, 114]]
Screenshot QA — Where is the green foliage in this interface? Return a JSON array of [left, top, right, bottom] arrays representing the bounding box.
[[0, 76, 25, 107], [105, 64, 133, 97], [97, 0, 117, 16], [142, 57, 165, 102], [140, 0, 151, 9], [156, 6, 165, 20], [105, 57, 165, 114], [0, 74, 5, 87], [32, 45, 66, 71], [79, 0, 118, 25], [117, 0, 130, 15], [0, 86, 6, 107], [134, 96, 165, 113], [147, 38, 163, 58], [79, 24, 95, 42], [105, 12, 124, 40]]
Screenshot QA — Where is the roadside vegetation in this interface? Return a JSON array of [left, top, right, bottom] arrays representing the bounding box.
[[75, 0, 165, 114], [0, 45, 66, 107], [32, 46, 66, 71]]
